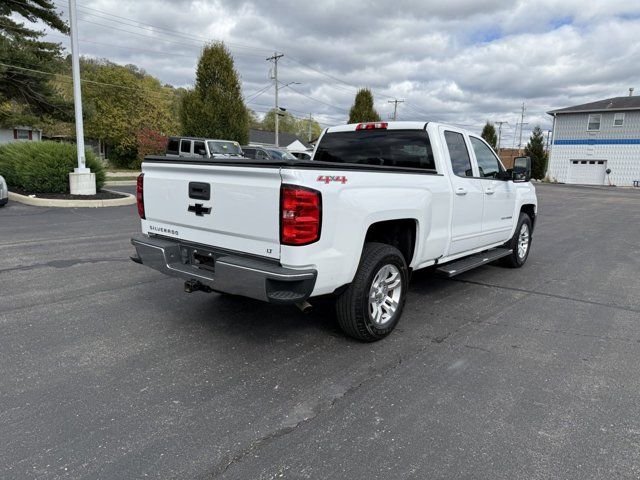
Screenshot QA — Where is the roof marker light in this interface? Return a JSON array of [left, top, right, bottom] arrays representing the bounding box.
[[356, 122, 388, 130]]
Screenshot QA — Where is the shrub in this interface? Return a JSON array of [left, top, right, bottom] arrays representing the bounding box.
[[134, 127, 167, 169], [107, 145, 138, 169], [0, 141, 106, 193]]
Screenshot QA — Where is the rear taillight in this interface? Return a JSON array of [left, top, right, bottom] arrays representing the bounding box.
[[356, 122, 388, 130], [136, 173, 145, 219], [280, 185, 321, 246]]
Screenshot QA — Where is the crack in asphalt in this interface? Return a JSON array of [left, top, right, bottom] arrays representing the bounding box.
[[449, 277, 640, 314], [0, 257, 128, 275]]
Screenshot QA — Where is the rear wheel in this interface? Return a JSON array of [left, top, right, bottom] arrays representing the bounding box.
[[336, 243, 408, 341], [503, 213, 532, 268]]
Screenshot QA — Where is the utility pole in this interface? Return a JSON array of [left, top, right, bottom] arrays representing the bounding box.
[[518, 102, 527, 150], [495, 121, 508, 153], [68, 0, 95, 194], [388, 99, 404, 121], [307, 113, 313, 142], [266, 52, 284, 147]]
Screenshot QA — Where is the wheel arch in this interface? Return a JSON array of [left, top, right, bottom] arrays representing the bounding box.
[[363, 218, 418, 267]]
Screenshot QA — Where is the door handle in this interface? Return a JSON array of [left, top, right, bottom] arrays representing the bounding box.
[[455, 187, 467, 196], [485, 187, 495, 195]]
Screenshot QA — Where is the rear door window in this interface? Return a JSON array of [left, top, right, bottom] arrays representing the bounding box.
[[444, 131, 473, 177], [314, 129, 435, 170], [180, 139, 191, 154]]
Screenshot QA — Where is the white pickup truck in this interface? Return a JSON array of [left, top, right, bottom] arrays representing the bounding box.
[[131, 122, 537, 341]]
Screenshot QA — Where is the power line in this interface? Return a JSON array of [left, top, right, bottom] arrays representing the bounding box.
[[56, 0, 273, 54], [282, 84, 346, 112], [0, 62, 176, 99]]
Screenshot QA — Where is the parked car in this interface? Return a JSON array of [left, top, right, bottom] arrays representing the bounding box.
[[241, 146, 298, 161], [166, 137, 243, 158], [0, 175, 7, 207], [132, 121, 537, 341]]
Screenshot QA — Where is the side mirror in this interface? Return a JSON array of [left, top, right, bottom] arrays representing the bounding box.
[[197, 148, 207, 156], [512, 156, 532, 182]]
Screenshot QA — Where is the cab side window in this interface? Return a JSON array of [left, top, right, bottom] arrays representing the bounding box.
[[193, 141, 205, 156], [470, 137, 503, 179], [180, 139, 191, 154], [444, 131, 473, 177], [243, 148, 256, 159]]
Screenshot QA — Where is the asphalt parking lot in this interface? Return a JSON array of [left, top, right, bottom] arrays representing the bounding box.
[[1, 183, 639, 479]]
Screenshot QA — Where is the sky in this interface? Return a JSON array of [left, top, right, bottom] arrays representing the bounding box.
[[31, 0, 640, 146]]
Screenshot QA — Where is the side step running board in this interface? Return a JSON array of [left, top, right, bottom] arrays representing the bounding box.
[[436, 248, 512, 277]]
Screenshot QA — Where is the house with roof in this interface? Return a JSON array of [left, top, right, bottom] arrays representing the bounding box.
[[248, 129, 311, 151], [0, 126, 42, 144], [547, 90, 640, 186]]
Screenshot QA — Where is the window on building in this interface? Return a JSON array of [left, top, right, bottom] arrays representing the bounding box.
[[613, 113, 625, 127], [444, 131, 473, 177], [15, 129, 30, 140], [587, 114, 601, 131]]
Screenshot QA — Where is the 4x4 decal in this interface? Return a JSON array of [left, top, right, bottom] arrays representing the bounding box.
[[317, 175, 348, 184]]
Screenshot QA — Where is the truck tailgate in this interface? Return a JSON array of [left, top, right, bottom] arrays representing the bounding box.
[[141, 162, 282, 259]]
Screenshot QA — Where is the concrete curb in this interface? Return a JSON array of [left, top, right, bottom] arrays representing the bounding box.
[[8, 189, 136, 208], [105, 180, 137, 186]]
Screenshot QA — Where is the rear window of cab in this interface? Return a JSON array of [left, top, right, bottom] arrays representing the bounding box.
[[314, 129, 435, 171]]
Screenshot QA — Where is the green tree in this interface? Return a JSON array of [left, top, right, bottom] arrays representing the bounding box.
[[0, 0, 69, 125], [481, 121, 498, 150], [524, 125, 548, 180], [180, 42, 248, 144], [259, 109, 298, 134], [295, 116, 322, 142], [348, 88, 380, 123]]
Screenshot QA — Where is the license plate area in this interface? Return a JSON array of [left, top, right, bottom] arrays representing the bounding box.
[[180, 245, 217, 272]]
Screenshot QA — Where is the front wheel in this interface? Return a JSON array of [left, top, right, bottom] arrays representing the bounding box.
[[503, 213, 532, 268], [336, 243, 408, 342]]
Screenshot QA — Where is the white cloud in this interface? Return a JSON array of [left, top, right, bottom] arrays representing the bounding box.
[[38, 0, 640, 141]]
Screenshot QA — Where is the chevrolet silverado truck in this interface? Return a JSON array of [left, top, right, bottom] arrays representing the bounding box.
[[131, 121, 537, 341]]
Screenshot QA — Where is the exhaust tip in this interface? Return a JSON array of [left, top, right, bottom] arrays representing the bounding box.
[[295, 300, 313, 314]]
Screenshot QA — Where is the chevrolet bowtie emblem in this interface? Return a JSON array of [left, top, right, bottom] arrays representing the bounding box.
[[187, 203, 212, 216]]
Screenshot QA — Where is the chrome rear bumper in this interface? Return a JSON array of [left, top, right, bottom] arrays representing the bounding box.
[[131, 235, 316, 304]]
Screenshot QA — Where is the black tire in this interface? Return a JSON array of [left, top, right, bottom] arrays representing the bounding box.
[[336, 242, 409, 342], [502, 213, 532, 268]]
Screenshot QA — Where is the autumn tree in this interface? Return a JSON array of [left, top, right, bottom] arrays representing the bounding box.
[[180, 42, 248, 144], [524, 125, 548, 180], [481, 121, 498, 150], [348, 88, 380, 123], [49, 59, 179, 167]]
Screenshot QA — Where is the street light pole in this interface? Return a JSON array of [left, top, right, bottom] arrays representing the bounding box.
[[266, 52, 283, 147], [68, 0, 96, 194]]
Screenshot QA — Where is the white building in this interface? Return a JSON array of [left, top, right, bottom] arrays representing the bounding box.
[[0, 126, 42, 144], [547, 93, 640, 186]]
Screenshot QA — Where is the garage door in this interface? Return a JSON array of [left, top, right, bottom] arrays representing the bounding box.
[[568, 160, 606, 185]]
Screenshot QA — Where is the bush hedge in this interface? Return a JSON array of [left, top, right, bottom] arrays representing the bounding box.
[[0, 141, 106, 193]]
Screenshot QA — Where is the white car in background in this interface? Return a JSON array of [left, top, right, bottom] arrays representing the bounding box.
[[0, 175, 7, 207]]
